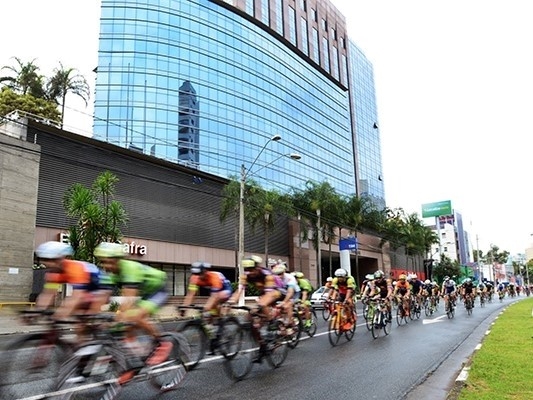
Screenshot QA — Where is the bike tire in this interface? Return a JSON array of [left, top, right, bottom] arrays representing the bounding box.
[[55, 342, 126, 400], [365, 305, 374, 331], [0, 332, 73, 400], [149, 333, 188, 392], [223, 323, 255, 381], [287, 310, 303, 349], [178, 320, 207, 370], [344, 308, 357, 341], [322, 303, 331, 321], [371, 313, 380, 339], [396, 305, 406, 326], [265, 321, 290, 368], [217, 316, 242, 359], [306, 309, 318, 337], [382, 312, 391, 336], [328, 312, 342, 346]]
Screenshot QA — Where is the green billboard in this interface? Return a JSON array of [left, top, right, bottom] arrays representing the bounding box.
[[421, 200, 452, 218]]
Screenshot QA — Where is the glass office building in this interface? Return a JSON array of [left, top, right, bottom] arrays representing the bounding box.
[[93, 0, 381, 198]]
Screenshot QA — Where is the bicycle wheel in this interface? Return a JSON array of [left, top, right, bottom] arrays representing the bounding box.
[[306, 308, 318, 337], [149, 333, 188, 392], [223, 322, 256, 381], [424, 300, 431, 317], [265, 320, 290, 368], [328, 312, 342, 346], [0, 332, 72, 400], [414, 303, 421, 320], [322, 303, 331, 321], [365, 304, 374, 331], [382, 312, 391, 336], [396, 305, 406, 326], [362, 303, 369, 321], [178, 320, 207, 370], [287, 311, 303, 349], [371, 312, 380, 339], [344, 308, 357, 341], [217, 316, 242, 359], [466, 299, 473, 316], [56, 342, 126, 400]]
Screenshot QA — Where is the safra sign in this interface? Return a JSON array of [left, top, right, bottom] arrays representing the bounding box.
[[122, 242, 147, 256]]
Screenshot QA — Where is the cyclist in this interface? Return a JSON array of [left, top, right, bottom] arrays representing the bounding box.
[[441, 276, 457, 310], [393, 274, 411, 317], [293, 271, 313, 328], [228, 256, 284, 362], [409, 274, 424, 313], [484, 280, 494, 301], [94, 242, 172, 368], [362, 270, 393, 321], [34, 241, 112, 320], [327, 268, 356, 330], [477, 281, 487, 305], [360, 273, 375, 296], [324, 276, 333, 290], [272, 263, 300, 331], [497, 282, 506, 300], [461, 278, 476, 308]]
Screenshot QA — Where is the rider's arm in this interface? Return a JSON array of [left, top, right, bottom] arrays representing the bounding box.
[[183, 276, 199, 307]]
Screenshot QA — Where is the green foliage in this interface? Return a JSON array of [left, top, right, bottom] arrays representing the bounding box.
[[63, 171, 128, 262], [431, 254, 462, 283], [0, 87, 60, 121], [230, 281, 260, 296]]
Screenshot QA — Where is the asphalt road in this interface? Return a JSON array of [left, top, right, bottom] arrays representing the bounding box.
[[0, 297, 518, 400]]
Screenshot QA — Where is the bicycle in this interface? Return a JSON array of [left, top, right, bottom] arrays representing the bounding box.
[[479, 292, 486, 308], [410, 295, 421, 320], [55, 314, 187, 399], [445, 295, 455, 319], [322, 297, 335, 321], [223, 305, 290, 381], [396, 296, 410, 326], [328, 301, 357, 346], [177, 304, 243, 370], [368, 298, 391, 339], [464, 295, 474, 316], [0, 310, 77, 400], [294, 300, 317, 338]]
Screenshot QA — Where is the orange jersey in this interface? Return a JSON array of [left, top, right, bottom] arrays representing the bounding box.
[[189, 271, 231, 293], [395, 280, 410, 295]]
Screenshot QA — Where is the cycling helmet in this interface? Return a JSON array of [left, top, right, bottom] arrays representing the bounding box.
[[191, 261, 211, 274], [334, 268, 347, 277], [272, 264, 286, 275], [374, 270, 384, 279], [365, 274, 374, 280], [425, 279, 431, 284], [35, 241, 73, 259], [94, 242, 124, 258], [293, 271, 304, 279], [241, 258, 256, 269], [411, 274, 418, 280], [250, 255, 263, 265], [399, 274, 407, 280], [444, 276, 450, 281], [326, 277, 333, 282], [465, 278, 472, 283]]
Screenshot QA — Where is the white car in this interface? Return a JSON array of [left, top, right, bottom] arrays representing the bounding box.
[[310, 286, 329, 308]]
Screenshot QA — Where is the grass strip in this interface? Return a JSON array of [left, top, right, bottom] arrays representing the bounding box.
[[458, 297, 533, 400]]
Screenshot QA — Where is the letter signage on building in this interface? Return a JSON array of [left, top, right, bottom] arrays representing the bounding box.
[[122, 242, 147, 256], [421, 200, 452, 218]]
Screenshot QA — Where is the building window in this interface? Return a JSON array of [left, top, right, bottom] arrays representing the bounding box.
[[332, 46, 339, 79], [322, 36, 330, 72], [246, 0, 254, 16], [340, 36, 345, 49], [300, 17, 309, 56], [274, 0, 283, 35], [321, 18, 327, 31], [288, 6, 297, 46], [261, 0, 270, 26], [312, 27, 319, 63], [311, 8, 317, 21], [331, 28, 337, 40]]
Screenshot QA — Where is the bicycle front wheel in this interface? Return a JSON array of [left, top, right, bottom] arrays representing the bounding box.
[[149, 333, 188, 392], [328, 312, 342, 346], [217, 316, 242, 359], [223, 322, 255, 381], [382, 312, 391, 336], [287, 311, 303, 349], [365, 305, 374, 331], [178, 320, 207, 370], [322, 303, 331, 321], [0, 332, 72, 400], [396, 305, 406, 326], [306, 309, 318, 337], [344, 308, 357, 341], [265, 322, 289, 368]]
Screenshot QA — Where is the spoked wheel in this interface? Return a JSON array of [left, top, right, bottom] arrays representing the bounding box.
[[328, 313, 342, 346], [178, 320, 207, 370], [365, 305, 374, 331], [0, 333, 73, 400], [306, 309, 318, 337], [287, 311, 303, 349], [265, 321, 289, 368], [344, 308, 357, 341], [382, 312, 391, 336], [371, 312, 381, 339], [396, 305, 407, 326], [217, 316, 243, 359], [413, 304, 421, 320], [149, 333, 188, 393], [424, 300, 431, 317], [322, 303, 332, 321], [55, 342, 126, 400], [223, 323, 256, 381], [362, 303, 369, 321], [446, 302, 455, 319]]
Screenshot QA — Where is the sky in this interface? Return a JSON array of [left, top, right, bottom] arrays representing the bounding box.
[[1, 0, 532, 255]]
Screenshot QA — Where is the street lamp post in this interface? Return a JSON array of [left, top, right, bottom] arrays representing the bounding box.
[[237, 135, 301, 305]]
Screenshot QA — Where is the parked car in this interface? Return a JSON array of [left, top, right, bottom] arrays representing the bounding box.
[[310, 286, 329, 308]]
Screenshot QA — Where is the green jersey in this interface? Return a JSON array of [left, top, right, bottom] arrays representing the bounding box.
[[112, 259, 167, 295], [297, 278, 313, 292]]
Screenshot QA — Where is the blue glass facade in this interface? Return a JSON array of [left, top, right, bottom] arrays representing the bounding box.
[[348, 42, 386, 209], [93, 0, 375, 198]]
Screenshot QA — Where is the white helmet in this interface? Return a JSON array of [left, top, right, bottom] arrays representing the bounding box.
[[94, 242, 124, 258], [272, 264, 286, 275], [334, 268, 347, 277], [35, 241, 73, 259], [425, 279, 431, 284]]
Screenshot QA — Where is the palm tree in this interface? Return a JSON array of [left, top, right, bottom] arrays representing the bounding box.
[[46, 62, 90, 127], [0, 57, 45, 97]]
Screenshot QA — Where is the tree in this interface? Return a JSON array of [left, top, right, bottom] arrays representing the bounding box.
[[63, 171, 128, 261], [432, 254, 461, 284], [0, 57, 45, 97], [46, 62, 90, 128], [0, 86, 60, 121]]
